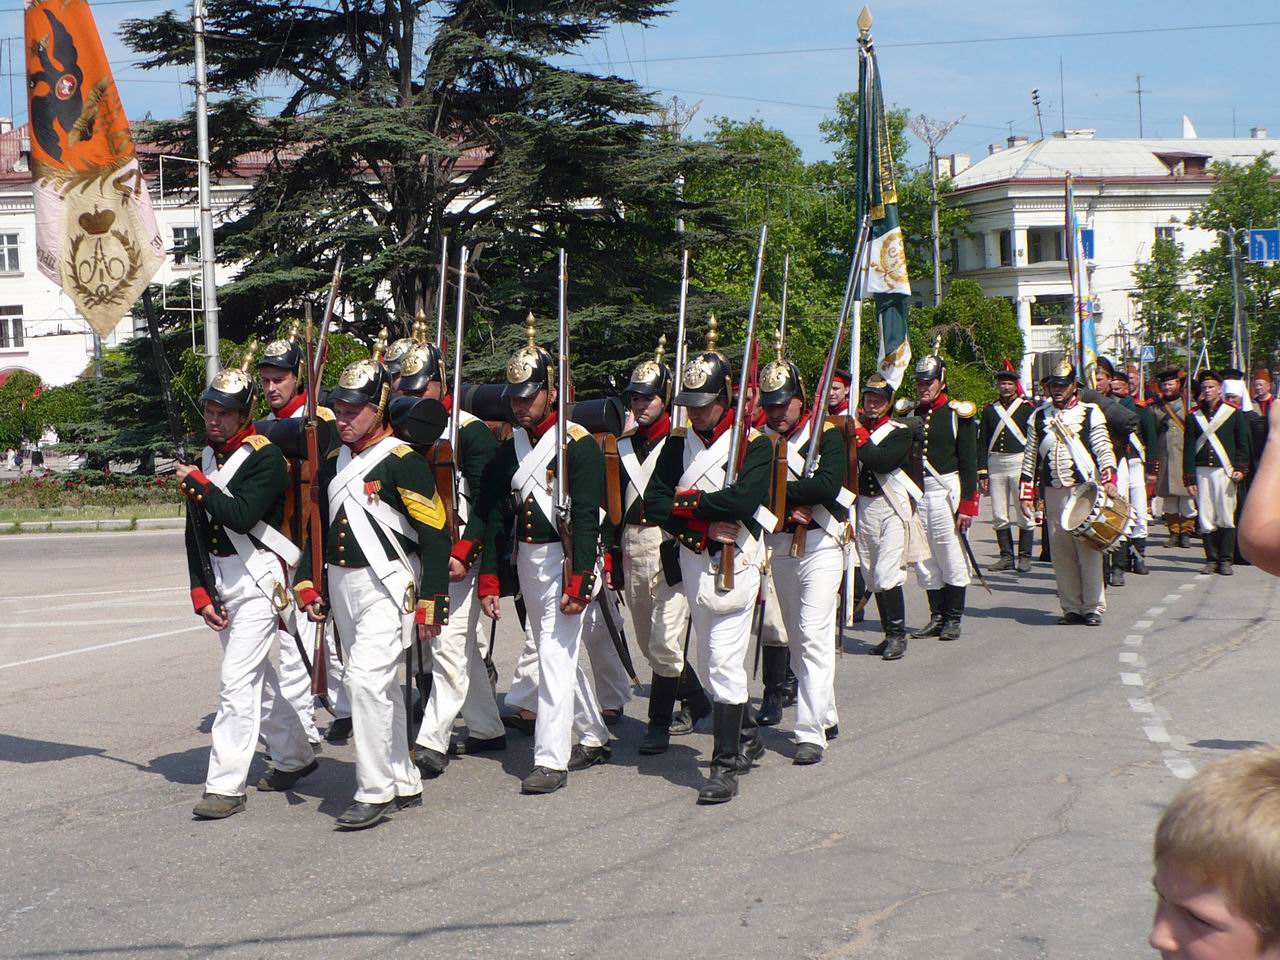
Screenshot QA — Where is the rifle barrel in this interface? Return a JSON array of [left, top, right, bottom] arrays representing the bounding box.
[[725, 224, 768, 487], [435, 235, 449, 348], [672, 249, 691, 429], [450, 245, 468, 448]]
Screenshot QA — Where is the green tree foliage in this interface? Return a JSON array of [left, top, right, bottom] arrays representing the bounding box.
[[0, 371, 42, 449], [1131, 237, 1194, 367]]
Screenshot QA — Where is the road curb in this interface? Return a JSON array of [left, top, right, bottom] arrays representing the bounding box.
[[1, 516, 186, 535]]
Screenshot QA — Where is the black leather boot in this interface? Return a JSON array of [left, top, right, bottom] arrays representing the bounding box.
[[1039, 526, 1052, 562], [911, 589, 945, 638], [756, 645, 789, 726], [640, 674, 679, 755], [1218, 529, 1236, 576], [881, 587, 908, 660], [1130, 538, 1149, 575], [1107, 548, 1126, 586], [991, 528, 1015, 571], [1200, 529, 1219, 574], [672, 664, 711, 736], [740, 702, 765, 769], [1017, 529, 1035, 572], [697, 702, 744, 804], [939, 584, 965, 641], [781, 664, 798, 708], [871, 592, 889, 656]]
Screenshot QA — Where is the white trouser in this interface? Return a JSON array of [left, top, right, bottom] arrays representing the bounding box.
[[988, 452, 1033, 531], [504, 620, 540, 714], [1161, 496, 1197, 519], [415, 567, 505, 753], [328, 565, 422, 804], [759, 573, 789, 648], [1122, 458, 1149, 539], [678, 547, 762, 705], [767, 531, 842, 747], [621, 525, 690, 678], [915, 472, 971, 589], [268, 606, 350, 743], [581, 594, 634, 711], [856, 496, 906, 593], [1045, 485, 1105, 617], [516, 544, 608, 771], [1194, 466, 1238, 532], [205, 554, 313, 797]]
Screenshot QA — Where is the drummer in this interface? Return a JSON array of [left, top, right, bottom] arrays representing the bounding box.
[[1018, 360, 1119, 626]]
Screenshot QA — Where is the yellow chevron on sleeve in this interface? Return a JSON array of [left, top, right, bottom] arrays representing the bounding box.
[[398, 487, 447, 529]]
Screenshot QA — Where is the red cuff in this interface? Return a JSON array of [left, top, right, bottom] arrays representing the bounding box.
[[602, 550, 613, 574], [450, 538, 479, 568], [671, 489, 702, 518], [684, 517, 711, 535], [958, 493, 980, 517], [1019, 480, 1036, 502], [191, 586, 212, 614], [1100, 467, 1117, 485], [563, 569, 596, 604], [478, 573, 501, 598], [295, 584, 321, 608], [415, 595, 450, 626], [180, 469, 212, 501], [854, 425, 871, 447]]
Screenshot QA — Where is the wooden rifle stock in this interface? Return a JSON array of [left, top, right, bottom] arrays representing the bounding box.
[[600, 434, 623, 526], [306, 416, 329, 696], [429, 438, 459, 541]]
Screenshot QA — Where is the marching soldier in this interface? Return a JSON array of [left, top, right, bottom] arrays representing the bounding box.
[[178, 353, 317, 820], [1091, 358, 1140, 587], [852, 374, 918, 660], [645, 324, 773, 804], [295, 357, 452, 829], [475, 324, 611, 795], [978, 367, 1034, 573], [395, 342, 508, 776], [1151, 368, 1197, 547], [827, 369, 853, 416], [256, 328, 352, 745], [909, 351, 979, 641], [612, 339, 697, 755], [1184, 370, 1251, 576], [758, 342, 849, 763], [1018, 361, 1118, 626], [1110, 371, 1157, 575]]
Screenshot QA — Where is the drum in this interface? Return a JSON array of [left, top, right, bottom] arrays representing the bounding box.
[[1061, 482, 1136, 553]]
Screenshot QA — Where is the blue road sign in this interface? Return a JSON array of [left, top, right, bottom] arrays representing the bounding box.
[[1140, 344, 1156, 363], [1248, 229, 1280, 263], [1080, 228, 1095, 259]]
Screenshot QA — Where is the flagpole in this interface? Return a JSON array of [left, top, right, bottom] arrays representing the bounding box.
[[847, 7, 875, 401], [194, 0, 220, 384]]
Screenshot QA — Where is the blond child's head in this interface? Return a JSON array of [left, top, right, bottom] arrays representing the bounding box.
[[1151, 747, 1280, 959]]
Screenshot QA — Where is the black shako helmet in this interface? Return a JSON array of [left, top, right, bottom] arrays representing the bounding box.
[[504, 313, 556, 399], [397, 342, 446, 395], [257, 321, 304, 375], [200, 343, 259, 412], [624, 335, 674, 406], [758, 329, 805, 407], [862, 372, 894, 401], [673, 315, 733, 409]]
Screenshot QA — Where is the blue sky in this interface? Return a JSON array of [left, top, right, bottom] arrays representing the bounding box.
[[3, 0, 1277, 169]]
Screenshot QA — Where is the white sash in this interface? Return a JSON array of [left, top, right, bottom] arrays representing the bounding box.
[[512, 425, 559, 526], [618, 434, 665, 514], [201, 444, 296, 607], [768, 420, 843, 539], [328, 435, 417, 609], [1193, 405, 1233, 468], [1127, 432, 1146, 462], [988, 397, 1028, 450], [864, 421, 923, 506], [679, 428, 760, 554]]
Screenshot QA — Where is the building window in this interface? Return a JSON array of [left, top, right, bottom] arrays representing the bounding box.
[[0, 234, 19, 273], [1028, 228, 1064, 264], [1155, 225, 1176, 245], [173, 225, 199, 265], [1030, 294, 1072, 327], [998, 230, 1013, 267], [0, 305, 23, 347]]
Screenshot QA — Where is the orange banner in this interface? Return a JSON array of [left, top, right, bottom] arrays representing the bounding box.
[[25, 0, 163, 338]]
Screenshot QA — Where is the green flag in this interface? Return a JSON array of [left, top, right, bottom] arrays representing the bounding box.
[[855, 35, 912, 389]]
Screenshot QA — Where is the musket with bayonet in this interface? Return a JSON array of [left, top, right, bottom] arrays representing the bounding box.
[[716, 224, 769, 593], [671, 249, 691, 430], [555, 248, 573, 588], [307, 256, 344, 698], [434, 235, 450, 348]]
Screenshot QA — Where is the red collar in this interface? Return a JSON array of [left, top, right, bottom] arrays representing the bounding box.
[[641, 412, 670, 442], [350, 424, 392, 454], [274, 392, 306, 419], [528, 410, 556, 441], [786, 409, 813, 440], [441, 393, 453, 414], [214, 423, 256, 455], [829, 399, 849, 416], [694, 409, 736, 444], [864, 413, 890, 431], [919, 392, 949, 413]]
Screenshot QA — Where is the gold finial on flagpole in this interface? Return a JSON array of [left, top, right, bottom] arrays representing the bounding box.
[[857, 6, 873, 39]]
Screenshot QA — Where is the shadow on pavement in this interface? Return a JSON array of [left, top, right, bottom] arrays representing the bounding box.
[[1189, 738, 1271, 752], [0, 733, 110, 764]]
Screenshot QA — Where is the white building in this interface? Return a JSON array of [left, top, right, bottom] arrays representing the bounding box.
[[943, 127, 1280, 382]]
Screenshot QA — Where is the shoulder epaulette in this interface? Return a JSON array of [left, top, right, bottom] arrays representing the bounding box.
[[391, 443, 414, 457], [457, 410, 480, 427], [949, 399, 977, 418], [748, 428, 763, 442], [821, 418, 838, 433], [243, 434, 271, 451], [317, 406, 335, 422], [567, 423, 591, 441]]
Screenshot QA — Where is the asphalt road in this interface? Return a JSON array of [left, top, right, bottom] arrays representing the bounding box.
[[1, 522, 1276, 960]]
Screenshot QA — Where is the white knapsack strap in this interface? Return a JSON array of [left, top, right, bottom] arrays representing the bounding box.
[[1193, 406, 1233, 468], [329, 437, 419, 544], [512, 427, 558, 526], [618, 435, 664, 514], [989, 398, 1028, 449], [678, 428, 733, 490], [201, 444, 289, 607]]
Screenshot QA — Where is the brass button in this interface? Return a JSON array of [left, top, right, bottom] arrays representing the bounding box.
[[338, 531, 346, 539], [340, 517, 348, 526]]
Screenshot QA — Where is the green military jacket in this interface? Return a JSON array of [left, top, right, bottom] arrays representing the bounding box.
[[430, 409, 499, 569], [1183, 401, 1252, 480], [643, 415, 773, 554], [180, 428, 287, 613], [764, 412, 850, 530], [855, 417, 914, 496], [977, 395, 1033, 473], [296, 430, 452, 626], [918, 396, 979, 500], [1118, 395, 1158, 463], [474, 415, 604, 602]]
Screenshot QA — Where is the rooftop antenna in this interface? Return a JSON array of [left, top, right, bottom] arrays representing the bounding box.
[[1059, 56, 1066, 131], [1031, 89, 1045, 140], [1132, 74, 1148, 138]]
